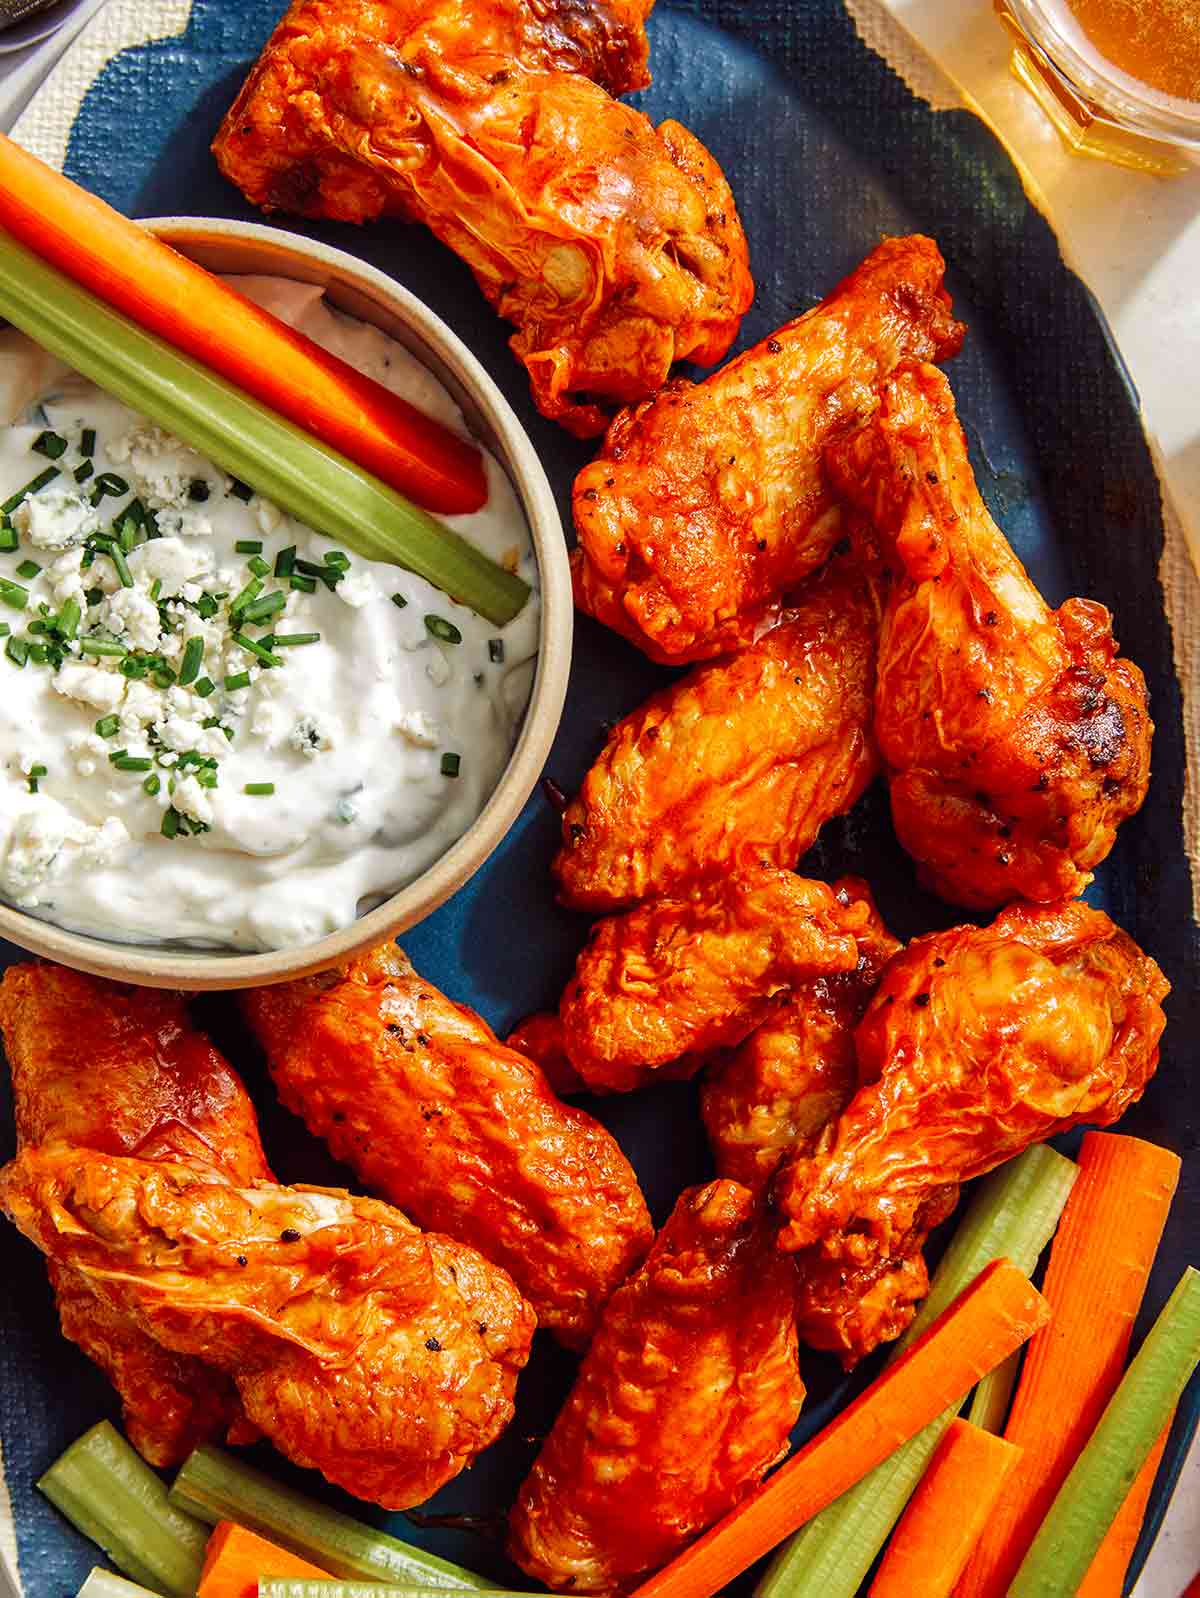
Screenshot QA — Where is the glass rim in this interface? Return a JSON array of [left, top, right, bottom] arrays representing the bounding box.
[[1003, 0, 1200, 147]]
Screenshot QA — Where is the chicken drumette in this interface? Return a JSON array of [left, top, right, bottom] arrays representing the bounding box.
[[553, 547, 882, 912], [242, 942, 652, 1348], [827, 363, 1152, 908], [507, 1180, 802, 1594], [775, 902, 1169, 1280], [0, 963, 271, 1465], [213, 0, 752, 435], [554, 869, 870, 1093], [572, 234, 964, 662]]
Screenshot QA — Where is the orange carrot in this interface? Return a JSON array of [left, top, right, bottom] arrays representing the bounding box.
[[630, 1258, 1050, 1598], [869, 1419, 1022, 1598], [957, 1133, 1181, 1598], [0, 133, 487, 515], [1076, 1418, 1171, 1598], [198, 1519, 332, 1597]]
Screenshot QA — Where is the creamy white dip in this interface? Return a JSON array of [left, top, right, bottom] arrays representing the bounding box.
[[0, 276, 539, 951]]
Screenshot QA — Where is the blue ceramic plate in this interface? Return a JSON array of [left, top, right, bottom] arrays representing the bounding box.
[[1, 2, 1196, 1593]]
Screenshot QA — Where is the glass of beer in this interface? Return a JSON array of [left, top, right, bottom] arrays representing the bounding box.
[[995, 0, 1200, 173]]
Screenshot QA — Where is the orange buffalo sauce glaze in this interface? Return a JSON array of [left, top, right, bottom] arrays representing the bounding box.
[[1066, 0, 1200, 102]]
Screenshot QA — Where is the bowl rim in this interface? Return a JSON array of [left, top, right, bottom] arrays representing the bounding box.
[[0, 217, 572, 989]]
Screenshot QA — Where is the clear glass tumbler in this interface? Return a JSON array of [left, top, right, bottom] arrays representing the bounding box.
[[995, 0, 1200, 174]]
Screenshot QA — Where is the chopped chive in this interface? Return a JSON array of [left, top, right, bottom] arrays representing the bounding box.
[[80, 428, 96, 457], [273, 632, 320, 648], [425, 614, 462, 645], [196, 593, 219, 620], [27, 642, 50, 666], [152, 668, 175, 689], [73, 460, 94, 484], [89, 472, 128, 505], [120, 657, 148, 679], [235, 540, 263, 555], [109, 547, 133, 588], [79, 638, 127, 658], [232, 631, 281, 668], [247, 555, 270, 578], [107, 748, 128, 764], [15, 559, 40, 580], [113, 755, 153, 772], [32, 430, 67, 460], [228, 576, 263, 615], [230, 479, 253, 502], [289, 573, 317, 594], [323, 549, 351, 570], [244, 782, 275, 796], [224, 671, 251, 692], [239, 591, 286, 626], [0, 526, 17, 553], [5, 636, 27, 668], [193, 676, 216, 699], [161, 807, 180, 839], [0, 625, 9, 638], [143, 773, 161, 796], [294, 558, 327, 578], [391, 592, 408, 609], [0, 579, 28, 610], [85, 587, 104, 607], [188, 479, 210, 502], [178, 637, 204, 686], [273, 545, 296, 578], [57, 597, 81, 640], [488, 638, 505, 663], [28, 763, 47, 779], [441, 752, 461, 778], [2, 467, 59, 516], [149, 578, 162, 602]]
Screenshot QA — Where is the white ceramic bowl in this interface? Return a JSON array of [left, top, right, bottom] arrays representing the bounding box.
[[0, 218, 572, 989]]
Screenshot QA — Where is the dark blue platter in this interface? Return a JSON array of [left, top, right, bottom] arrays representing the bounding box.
[[1, 2, 1196, 1593]]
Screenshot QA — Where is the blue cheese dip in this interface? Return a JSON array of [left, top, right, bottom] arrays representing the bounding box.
[[0, 276, 539, 951]]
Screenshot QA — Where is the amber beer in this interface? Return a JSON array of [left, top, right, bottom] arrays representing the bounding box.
[[996, 0, 1200, 171]]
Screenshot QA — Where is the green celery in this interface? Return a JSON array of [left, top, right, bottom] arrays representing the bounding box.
[[170, 1445, 498, 1587], [0, 232, 529, 627], [77, 1570, 163, 1598], [967, 1348, 1022, 1434], [38, 1421, 207, 1596], [754, 1145, 1078, 1598], [1010, 1266, 1200, 1597], [259, 1588, 545, 1598]]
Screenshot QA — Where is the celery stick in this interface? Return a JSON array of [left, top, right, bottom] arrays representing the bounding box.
[[38, 1421, 207, 1597], [754, 1144, 1077, 1598], [171, 1445, 497, 1587], [0, 232, 529, 627], [967, 1348, 1022, 1434], [1010, 1265, 1200, 1597], [77, 1571, 163, 1598], [259, 1588, 545, 1598]]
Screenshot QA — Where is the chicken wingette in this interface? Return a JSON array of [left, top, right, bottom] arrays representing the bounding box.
[[1, 1146, 535, 1508], [0, 962, 270, 1466], [507, 1180, 802, 1594], [826, 363, 1152, 908], [572, 234, 964, 662], [556, 869, 870, 1093], [213, 0, 752, 435], [774, 903, 1169, 1283], [553, 547, 882, 912], [242, 942, 652, 1348]]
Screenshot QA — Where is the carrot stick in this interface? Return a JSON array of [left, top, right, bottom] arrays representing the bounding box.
[[629, 1258, 1050, 1598], [198, 1519, 332, 1597], [0, 133, 487, 515], [1076, 1418, 1170, 1598], [869, 1419, 1021, 1598], [957, 1133, 1180, 1598]]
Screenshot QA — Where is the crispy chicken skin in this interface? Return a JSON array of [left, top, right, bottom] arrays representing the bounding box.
[[558, 869, 870, 1093], [1, 1146, 535, 1508], [827, 363, 1152, 908], [701, 884, 947, 1366], [553, 549, 883, 912], [775, 902, 1169, 1275], [508, 1180, 803, 1594], [242, 942, 652, 1348], [213, 0, 752, 435], [0, 963, 270, 1466], [572, 234, 964, 663]]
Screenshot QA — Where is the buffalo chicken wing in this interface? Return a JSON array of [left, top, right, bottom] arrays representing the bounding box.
[[827, 363, 1152, 908], [572, 234, 964, 661], [775, 903, 1169, 1282], [554, 548, 882, 912], [0, 963, 271, 1465], [507, 1179, 802, 1593], [213, 0, 752, 435], [242, 942, 652, 1347]]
